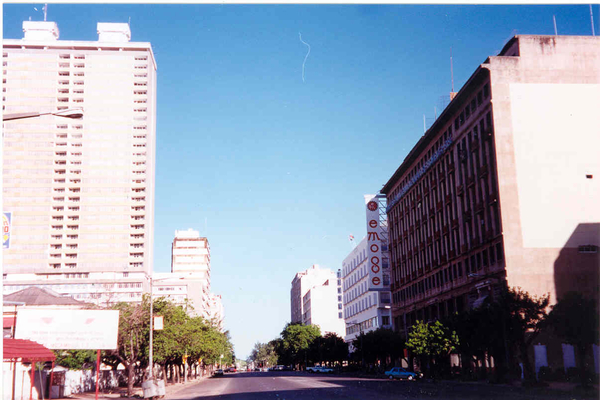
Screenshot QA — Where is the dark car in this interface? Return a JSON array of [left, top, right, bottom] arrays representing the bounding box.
[[214, 369, 224, 376]]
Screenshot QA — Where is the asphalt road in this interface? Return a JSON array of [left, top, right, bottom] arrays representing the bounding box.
[[164, 371, 597, 400]]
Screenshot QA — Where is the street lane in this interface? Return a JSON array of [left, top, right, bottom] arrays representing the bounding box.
[[166, 371, 597, 400]]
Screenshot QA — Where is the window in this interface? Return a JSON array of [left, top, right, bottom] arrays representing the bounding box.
[[123, 272, 129, 278], [579, 245, 598, 253], [495, 242, 504, 261]]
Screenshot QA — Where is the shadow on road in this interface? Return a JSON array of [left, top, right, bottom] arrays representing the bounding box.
[[172, 372, 598, 400]]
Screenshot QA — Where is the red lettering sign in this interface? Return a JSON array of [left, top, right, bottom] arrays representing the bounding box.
[[372, 277, 381, 285], [371, 256, 379, 265], [368, 232, 381, 241], [370, 244, 379, 253], [369, 220, 378, 229], [367, 201, 378, 211], [371, 265, 380, 273]]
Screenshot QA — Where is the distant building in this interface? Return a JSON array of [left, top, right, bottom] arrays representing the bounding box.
[[291, 264, 345, 337], [152, 229, 224, 329], [382, 35, 599, 372], [2, 21, 157, 305], [207, 293, 225, 331], [342, 195, 392, 344]]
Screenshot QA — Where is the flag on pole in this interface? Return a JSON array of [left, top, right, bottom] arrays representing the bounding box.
[[349, 235, 354, 242]]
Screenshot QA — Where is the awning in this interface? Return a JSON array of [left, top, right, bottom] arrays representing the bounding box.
[[3, 338, 56, 362]]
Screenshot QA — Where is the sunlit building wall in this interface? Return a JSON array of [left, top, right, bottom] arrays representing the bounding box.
[[2, 21, 157, 305], [383, 35, 600, 338]]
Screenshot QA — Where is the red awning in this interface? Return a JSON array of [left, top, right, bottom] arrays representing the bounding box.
[[3, 339, 56, 362], [4, 315, 17, 328]]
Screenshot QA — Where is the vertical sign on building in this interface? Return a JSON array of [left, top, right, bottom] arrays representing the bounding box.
[[3, 212, 12, 250], [365, 195, 384, 291]]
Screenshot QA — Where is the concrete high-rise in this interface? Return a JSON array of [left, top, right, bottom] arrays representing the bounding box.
[[382, 35, 599, 349], [2, 21, 157, 305]]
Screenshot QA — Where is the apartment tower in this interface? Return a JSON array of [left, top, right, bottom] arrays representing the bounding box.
[[2, 21, 157, 304]]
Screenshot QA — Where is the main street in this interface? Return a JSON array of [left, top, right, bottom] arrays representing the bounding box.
[[165, 371, 596, 400]]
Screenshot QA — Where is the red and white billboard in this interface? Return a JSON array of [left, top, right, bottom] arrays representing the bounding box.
[[15, 309, 120, 350], [365, 195, 385, 291]]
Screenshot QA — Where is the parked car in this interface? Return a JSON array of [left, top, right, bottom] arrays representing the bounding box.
[[306, 366, 334, 373], [384, 367, 422, 381], [227, 367, 237, 373], [214, 369, 224, 376]]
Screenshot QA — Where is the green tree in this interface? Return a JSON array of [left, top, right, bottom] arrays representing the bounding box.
[[105, 300, 148, 397], [351, 328, 404, 367], [501, 287, 549, 384], [406, 320, 459, 378], [53, 350, 97, 370], [547, 292, 599, 388], [249, 341, 278, 369], [277, 323, 321, 369]]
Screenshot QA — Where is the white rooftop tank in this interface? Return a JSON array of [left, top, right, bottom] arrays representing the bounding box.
[[22, 21, 59, 41], [97, 22, 131, 42]]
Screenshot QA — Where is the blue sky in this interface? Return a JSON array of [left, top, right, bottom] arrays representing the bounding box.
[[3, 3, 598, 359]]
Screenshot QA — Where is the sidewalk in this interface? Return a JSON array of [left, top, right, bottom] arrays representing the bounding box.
[[67, 376, 209, 400]]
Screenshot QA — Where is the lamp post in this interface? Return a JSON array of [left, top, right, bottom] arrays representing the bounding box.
[[3, 108, 84, 121]]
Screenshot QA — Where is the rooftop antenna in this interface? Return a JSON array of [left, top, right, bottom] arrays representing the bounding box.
[[450, 47, 454, 93], [450, 47, 457, 101], [590, 5, 596, 36], [423, 114, 426, 134], [43, 4, 47, 22], [553, 15, 558, 35], [128, 16, 131, 27]]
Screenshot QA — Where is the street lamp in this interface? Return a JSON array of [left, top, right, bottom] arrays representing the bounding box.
[[3, 108, 84, 121]]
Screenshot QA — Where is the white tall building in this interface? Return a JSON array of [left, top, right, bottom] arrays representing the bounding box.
[[342, 195, 392, 344], [291, 264, 345, 337], [2, 21, 157, 305]]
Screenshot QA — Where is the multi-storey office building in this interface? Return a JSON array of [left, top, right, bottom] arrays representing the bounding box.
[[2, 21, 157, 304], [301, 271, 345, 338], [382, 35, 599, 337], [342, 195, 392, 343], [291, 264, 344, 336], [152, 229, 214, 320]]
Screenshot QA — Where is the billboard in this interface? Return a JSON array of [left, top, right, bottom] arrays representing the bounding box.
[[365, 194, 385, 291], [15, 309, 120, 350], [3, 212, 12, 249]]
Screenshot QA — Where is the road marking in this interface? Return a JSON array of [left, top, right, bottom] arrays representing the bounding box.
[[276, 376, 343, 389]]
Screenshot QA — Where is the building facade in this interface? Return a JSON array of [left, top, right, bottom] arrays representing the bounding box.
[[291, 264, 344, 337], [342, 195, 392, 343], [382, 35, 599, 342], [2, 21, 157, 305]]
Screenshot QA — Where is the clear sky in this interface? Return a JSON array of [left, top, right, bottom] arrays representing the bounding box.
[[3, 3, 598, 359]]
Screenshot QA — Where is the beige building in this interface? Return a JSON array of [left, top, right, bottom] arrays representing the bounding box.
[[152, 229, 224, 329], [2, 21, 157, 305], [291, 264, 345, 337], [382, 35, 599, 370]]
